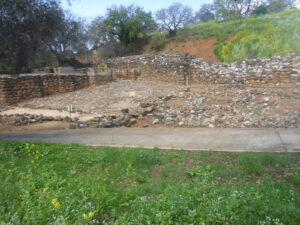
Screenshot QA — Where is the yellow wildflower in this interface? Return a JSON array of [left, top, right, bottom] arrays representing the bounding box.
[[31, 160, 34, 164], [54, 202, 60, 208], [28, 149, 30, 153], [51, 198, 60, 208], [88, 211, 94, 218], [36, 150, 39, 154], [83, 214, 88, 219], [13, 152, 17, 155], [51, 198, 57, 204], [8, 169, 12, 174], [61, 222, 66, 225], [32, 144, 35, 147]]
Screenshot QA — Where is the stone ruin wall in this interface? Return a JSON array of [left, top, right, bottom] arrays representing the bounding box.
[[105, 54, 192, 84], [1, 53, 299, 107], [0, 72, 113, 107], [104, 53, 300, 86]]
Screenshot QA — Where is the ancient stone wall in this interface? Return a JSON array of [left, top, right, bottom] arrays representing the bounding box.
[[1, 54, 299, 107], [104, 54, 300, 86], [0, 72, 113, 107], [105, 54, 193, 84], [190, 54, 300, 85]]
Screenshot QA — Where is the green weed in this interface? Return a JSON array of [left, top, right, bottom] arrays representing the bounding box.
[[0, 141, 299, 224]]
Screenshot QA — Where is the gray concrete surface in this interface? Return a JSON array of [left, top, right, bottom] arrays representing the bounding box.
[[1, 128, 300, 152]]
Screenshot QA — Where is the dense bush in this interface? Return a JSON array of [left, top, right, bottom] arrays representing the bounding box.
[[150, 32, 168, 51]]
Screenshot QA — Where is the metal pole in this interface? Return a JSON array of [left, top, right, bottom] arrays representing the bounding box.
[[164, 100, 167, 125], [186, 76, 189, 88], [241, 79, 245, 112], [241, 92, 244, 112]]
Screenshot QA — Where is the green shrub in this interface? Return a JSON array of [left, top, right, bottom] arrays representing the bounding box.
[[175, 28, 191, 42], [150, 32, 168, 51], [213, 9, 300, 61]]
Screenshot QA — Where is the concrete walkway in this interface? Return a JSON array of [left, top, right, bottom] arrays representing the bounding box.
[[1, 128, 300, 152]]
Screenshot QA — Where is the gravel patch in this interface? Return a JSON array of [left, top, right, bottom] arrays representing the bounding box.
[[18, 80, 184, 115]]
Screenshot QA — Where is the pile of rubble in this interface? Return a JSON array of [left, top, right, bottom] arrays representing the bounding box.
[[1, 82, 299, 129], [0, 114, 67, 126], [76, 85, 300, 128]]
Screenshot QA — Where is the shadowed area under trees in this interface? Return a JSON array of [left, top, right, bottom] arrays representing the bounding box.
[[0, 0, 87, 74]]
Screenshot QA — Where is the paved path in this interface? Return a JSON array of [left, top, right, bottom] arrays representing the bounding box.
[[0, 128, 300, 152]]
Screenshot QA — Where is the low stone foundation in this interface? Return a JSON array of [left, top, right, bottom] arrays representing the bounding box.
[[0, 71, 113, 107]]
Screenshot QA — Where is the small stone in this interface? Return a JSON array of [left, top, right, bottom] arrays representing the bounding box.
[[178, 121, 184, 126], [244, 120, 252, 126], [46, 116, 54, 121], [130, 118, 137, 124], [129, 110, 139, 117], [121, 108, 129, 114], [99, 119, 112, 128], [209, 124, 215, 128], [152, 119, 160, 124], [140, 102, 151, 108]]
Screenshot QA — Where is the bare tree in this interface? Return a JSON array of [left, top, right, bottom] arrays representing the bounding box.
[[88, 16, 111, 49], [214, 0, 259, 21], [156, 2, 193, 37]]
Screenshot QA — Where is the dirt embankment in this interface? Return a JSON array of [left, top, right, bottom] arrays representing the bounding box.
[[143, 36, 220, 63]]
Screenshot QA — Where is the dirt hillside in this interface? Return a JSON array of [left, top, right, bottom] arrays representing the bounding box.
[[143, 37, 220, 63]]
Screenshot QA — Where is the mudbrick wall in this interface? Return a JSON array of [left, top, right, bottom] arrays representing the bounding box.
[[0, 72, 113, 107], [104, 53, 300, 86]]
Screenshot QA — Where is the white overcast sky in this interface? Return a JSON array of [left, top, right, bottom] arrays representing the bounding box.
[[61, 0, 300, 21], [62, 0, 213, 20]]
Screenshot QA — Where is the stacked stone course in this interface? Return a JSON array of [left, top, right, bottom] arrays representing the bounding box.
[[0, 72, 113, 107], [104, 53, 300, 86], [1, 53, 300, 107]]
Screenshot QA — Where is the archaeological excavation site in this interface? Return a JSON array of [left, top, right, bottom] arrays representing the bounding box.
[[0, 53, 299, 131]]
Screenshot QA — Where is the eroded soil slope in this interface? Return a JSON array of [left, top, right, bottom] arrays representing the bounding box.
[[143, 37, 220, 62]]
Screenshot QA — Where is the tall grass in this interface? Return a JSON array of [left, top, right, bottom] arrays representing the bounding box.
[[189, 9, 300, 62]]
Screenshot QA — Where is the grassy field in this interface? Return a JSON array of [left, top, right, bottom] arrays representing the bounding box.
[[0, 141, 300, 224], [150, 9, 300, 62]]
